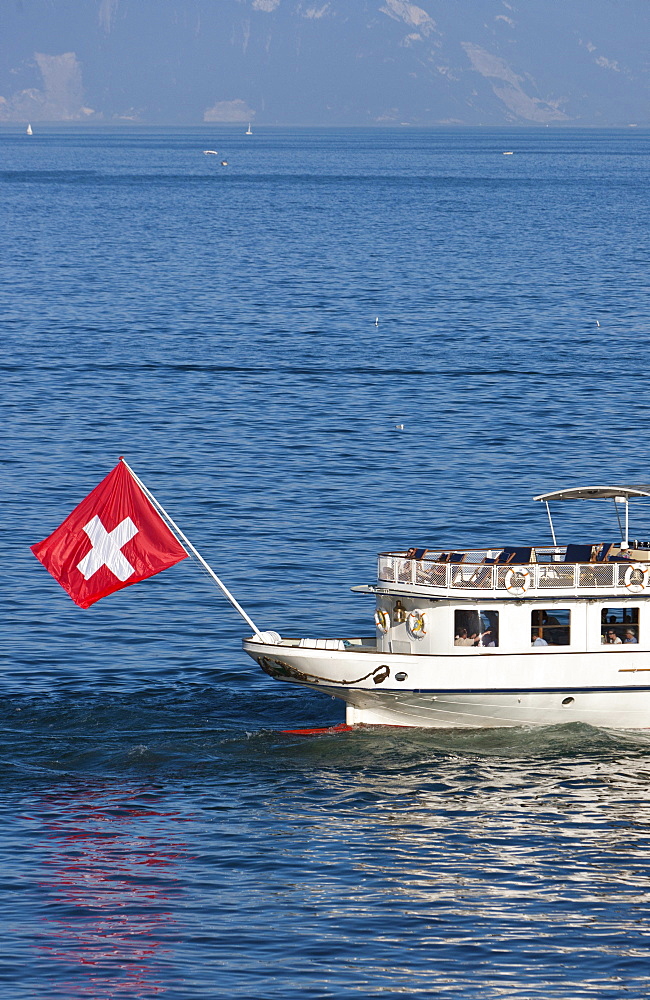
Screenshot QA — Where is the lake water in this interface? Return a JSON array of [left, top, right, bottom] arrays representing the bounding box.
[[3, 125, 650, 998]]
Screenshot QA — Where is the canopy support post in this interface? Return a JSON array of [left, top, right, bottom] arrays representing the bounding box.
[[614, 496, 629, 548], [545, 501, 557, 547]]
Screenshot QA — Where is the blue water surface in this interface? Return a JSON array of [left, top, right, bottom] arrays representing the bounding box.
[[3, 125, 650, 998]]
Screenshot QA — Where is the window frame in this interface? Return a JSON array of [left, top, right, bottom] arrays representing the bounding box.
[[531, 609, 571, 647], [454, 609, 499, 648], [600, 607, 639, 645]]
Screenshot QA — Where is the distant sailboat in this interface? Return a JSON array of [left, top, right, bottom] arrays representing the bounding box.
[[245, 123, 252, 135], [26, 123, 33, 136]]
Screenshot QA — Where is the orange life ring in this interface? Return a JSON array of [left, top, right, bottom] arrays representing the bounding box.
[[407, 610, 427, 639], [504, 567, 531, 595], [374, 608, 390, 633], [624, 564, 649, 594]]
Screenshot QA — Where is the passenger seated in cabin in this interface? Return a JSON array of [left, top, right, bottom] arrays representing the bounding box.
[[454, 628, 475, 646], [624, 629, 639, 644], [605, 629, 622, 644], [478, 628, 496, 647], [532, 630, 548, 646]]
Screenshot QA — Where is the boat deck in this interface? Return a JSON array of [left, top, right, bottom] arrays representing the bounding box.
[[376, 544, 650, 599], [264, 636, 377, 651]]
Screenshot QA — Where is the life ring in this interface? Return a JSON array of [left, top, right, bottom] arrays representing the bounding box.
[[374, 608, 390, 633], [504, 567, 531, 595], [407, 609, 427, 639], [624, 564, 649, 593]]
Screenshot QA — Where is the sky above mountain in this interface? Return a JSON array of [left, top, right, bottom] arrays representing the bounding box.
[[1, 0, 648, 125]]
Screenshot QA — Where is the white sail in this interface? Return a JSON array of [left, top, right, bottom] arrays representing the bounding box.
[[26, 123, 33, 136]]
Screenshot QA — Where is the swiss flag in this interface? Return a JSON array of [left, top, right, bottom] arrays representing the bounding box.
[[31, 461, 188, 608]]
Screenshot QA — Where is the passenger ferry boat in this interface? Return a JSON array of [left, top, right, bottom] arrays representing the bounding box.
[[244, 486, 650, 729]]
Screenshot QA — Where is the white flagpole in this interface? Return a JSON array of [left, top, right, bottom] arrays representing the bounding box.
[[120, 458, 266, 639]]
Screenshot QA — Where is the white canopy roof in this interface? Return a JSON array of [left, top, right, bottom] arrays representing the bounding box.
[[534, 485, 650, 503]]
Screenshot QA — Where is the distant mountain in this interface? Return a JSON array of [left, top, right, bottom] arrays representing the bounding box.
[[0, 0, 648, 125]]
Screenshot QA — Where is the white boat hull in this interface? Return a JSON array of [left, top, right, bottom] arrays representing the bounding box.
[[244, 637, 650, 729], [342, 688, 650, 729]]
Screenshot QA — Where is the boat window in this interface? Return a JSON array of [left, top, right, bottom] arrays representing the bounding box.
[[531, 610, 570, 646], [600, 607, 639, 644], [454, 610, 499, 647]]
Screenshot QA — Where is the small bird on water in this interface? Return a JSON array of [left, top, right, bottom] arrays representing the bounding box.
[[395, 423, 404, 430]]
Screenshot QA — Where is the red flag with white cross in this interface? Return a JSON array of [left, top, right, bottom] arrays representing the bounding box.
[[31, 460, 188, 608]]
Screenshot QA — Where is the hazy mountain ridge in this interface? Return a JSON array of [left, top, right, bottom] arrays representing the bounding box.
[[0, 0, 647, 124]]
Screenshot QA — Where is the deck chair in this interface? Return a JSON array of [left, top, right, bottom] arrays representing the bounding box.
[[563, 544, 596, 563], [597, 541, 633, 562], [497, 547, 533, 564], [405, 548, 427, 560], [468, 557, 496, 586], [448, 552, 468, 585]]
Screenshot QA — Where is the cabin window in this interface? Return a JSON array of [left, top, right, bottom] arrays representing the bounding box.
[[531, 610, 570, 646], [454, 610, 499, 647], [601, 608, 639, 645]]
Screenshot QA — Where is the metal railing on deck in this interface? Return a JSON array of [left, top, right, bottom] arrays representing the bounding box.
[[377, 553, 641, 595]]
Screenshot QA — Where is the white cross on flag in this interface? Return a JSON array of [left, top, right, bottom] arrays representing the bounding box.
[[31, 461, 188, 608]]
